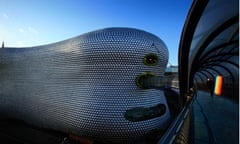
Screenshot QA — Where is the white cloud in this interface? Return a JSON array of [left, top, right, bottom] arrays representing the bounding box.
[[28, 27, 38, 34], [18, 28, 25, 33], [16, 41, 26, 47], [2, 13, 9, 19]]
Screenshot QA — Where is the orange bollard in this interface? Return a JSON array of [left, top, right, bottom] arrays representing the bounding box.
[[214, 75, 223, 96]]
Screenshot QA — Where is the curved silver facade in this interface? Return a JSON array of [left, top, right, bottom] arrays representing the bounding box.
[[0, 27, 169, 143]]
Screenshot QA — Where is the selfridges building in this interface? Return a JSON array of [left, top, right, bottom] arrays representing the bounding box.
[[0, 27, 170, 143]]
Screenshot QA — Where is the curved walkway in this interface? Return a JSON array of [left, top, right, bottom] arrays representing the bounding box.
[[191, 91, 239, 144]]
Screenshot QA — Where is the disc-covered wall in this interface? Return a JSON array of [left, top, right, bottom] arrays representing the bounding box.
[[0, 27, 169, 143]]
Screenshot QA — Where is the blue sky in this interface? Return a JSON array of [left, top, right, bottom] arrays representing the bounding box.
[[0, 0, 192, 65]]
